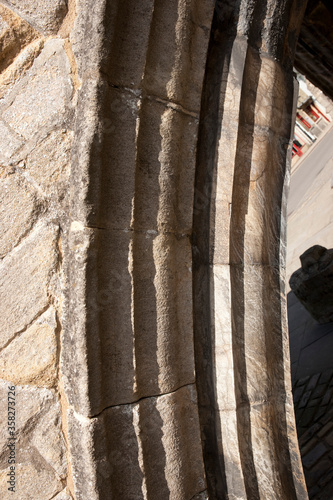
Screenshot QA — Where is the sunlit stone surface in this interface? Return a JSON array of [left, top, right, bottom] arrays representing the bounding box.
[[3, 0, 332, 498]]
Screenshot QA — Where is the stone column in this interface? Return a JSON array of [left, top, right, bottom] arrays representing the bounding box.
[[65, 0, 214, 498], [193, 0, 309, 498], [0, 0, 311, 498]]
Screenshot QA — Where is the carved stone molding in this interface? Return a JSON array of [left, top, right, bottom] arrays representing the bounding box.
[[64, 0, 309, 498]]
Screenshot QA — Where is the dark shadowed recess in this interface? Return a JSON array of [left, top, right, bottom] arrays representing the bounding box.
[[192, 1, 241, 498]]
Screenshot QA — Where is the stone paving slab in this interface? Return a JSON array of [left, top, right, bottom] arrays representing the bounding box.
[[293, 369, 333, 499]]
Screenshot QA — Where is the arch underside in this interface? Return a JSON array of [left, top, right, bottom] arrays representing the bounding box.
[[64, 0, 309, 498]]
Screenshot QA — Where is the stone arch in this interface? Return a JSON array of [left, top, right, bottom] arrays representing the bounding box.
[[64, 0, 310, 498]]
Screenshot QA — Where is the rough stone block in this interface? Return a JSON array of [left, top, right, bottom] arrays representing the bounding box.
[[31, 402, 67, 478], [25, 129, 73, 201], [0, 462, 62, 499], [229, 127, 287, 267], [0, 174, 41, 258], [2, 39, 72, 140], [242, 49, 291, 136], [74, 91, 198, 232], [229, 263, 287, 404], [0, 307, 57, 387], [1, 0, 67, 35], [0, 4, 38, 73], [0, 39, 44, 101], [131, 231, 195, 399], [0, 222, 58, 348], [246, 403, 286, 498], [0, 382, 65, 499], [75, 84, 139, 229], [52, 490, 72, 500], [0, 121, 23, 162], [101, 0, 155, 89]]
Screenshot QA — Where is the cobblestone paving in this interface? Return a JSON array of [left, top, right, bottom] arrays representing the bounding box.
[[293, 368, 333, 499]]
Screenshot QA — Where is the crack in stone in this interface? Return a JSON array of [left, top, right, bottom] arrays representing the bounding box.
[[91, 75, 200, 119], [147, 93, 199, 118], [0, 303, 51, 353], [188, 489, 208, 500], [73, 223, 192, 239], [86, 382, 196, 419]]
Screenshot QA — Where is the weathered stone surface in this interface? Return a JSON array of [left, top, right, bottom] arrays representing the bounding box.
[[0, 307, 57, 386], [0, 463, 62, 500], [132, 99, 198, 233], [0, 121, 23, 162], [0, 4, 38, 73], [68, 385, 206, 500], [64, 0, 310, 498], [0, 38, 44, 100], [141, 0, 213, 112], [2, 39, 73, 140], [25, 129, 73, 200], [52, 490, 72, 500], [1, 0, 67, 35], [63, 225, 195, 415], [0, 174, 41, 257], [0, 0, 324, 496], [31, 401, 67, 478], [191, 2, 307, 498], [191, 493, 208, 500], [0, 382, 48, 450], [289, 245, 333, 324], [0, 223, 58, 348], [0, 382, 65, 499]]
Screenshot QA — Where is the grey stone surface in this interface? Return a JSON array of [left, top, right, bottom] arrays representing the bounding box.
[[0, 120, 23, 160], [0, 4, 38, 73], [25, 128, 73, 200], [1, 0, 327, 496], [63, 225, 195, 416], [1, 0, 67, 35], [0, 173, 41, 257], [0, 38, 44, 100], [2, 38, 72, 140], [0, 222, 59, 348], [52, 490, 73, 500], [31, 401, 67, 478], [0, 307, 57, 387], [0, 382, 66, 499], [68, 385, 206, 500]]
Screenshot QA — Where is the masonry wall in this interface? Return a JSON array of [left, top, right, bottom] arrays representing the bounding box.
[[0, 0, 76, 498], [0, 1, 311, 499]]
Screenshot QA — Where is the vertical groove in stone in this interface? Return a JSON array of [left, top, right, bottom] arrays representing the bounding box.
[[228, 5, 269, 497], [67, 0, 213, 497], [229, 46, 264, 500], [228, 1, 308, 499], [193, 0, 309, 499], [192, 2, 242, 498], [66, 0, 311, 497]]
